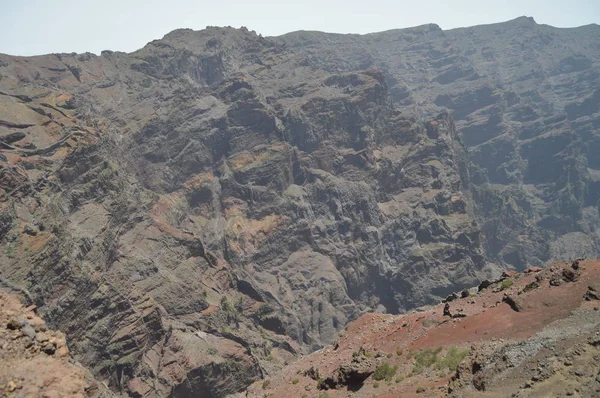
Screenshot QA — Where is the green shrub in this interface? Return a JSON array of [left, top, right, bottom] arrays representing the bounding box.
[[395, 375, 404, 383], [500, 279, 514, 290], [220, 296, 232, 312], [373, 381, 380, 388], [396, 348, 403, 356], [373, 362, 398, 381], [262, 380, 270, 390], [416, 386, 426, 393], [412, 346, 442, 374], [386, 353, 393, 358], [436, 346, 470, 371], [291, 378, 299, 385], [207, 347, 217, 355], [256, 304, 274, 319]]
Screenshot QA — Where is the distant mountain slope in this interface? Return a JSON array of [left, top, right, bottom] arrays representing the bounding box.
[[276, 16, 600, 269]]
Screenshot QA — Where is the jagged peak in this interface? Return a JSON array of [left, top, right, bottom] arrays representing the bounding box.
[[133, 25, 274, 56]]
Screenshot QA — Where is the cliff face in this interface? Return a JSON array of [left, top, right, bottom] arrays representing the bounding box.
[[277, 16, 600, 269], [0, 17, 598, 397]]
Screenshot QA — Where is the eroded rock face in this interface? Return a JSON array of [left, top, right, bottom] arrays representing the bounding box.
[[0, 18, 598, 396], [277, 16, 600, 270]]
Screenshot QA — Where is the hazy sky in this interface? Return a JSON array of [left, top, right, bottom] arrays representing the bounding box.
[[1, 0, 598, 56]]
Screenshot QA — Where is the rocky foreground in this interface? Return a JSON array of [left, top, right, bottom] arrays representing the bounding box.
[[243, 260, 600, 397], [0, 290, 112, 397]]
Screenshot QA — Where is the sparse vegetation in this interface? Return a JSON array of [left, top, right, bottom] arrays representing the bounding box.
[[220, 296, 232, 312], [373, 381, 380, 388], [436, 346, 470, 371], [373, 362, 398, 381], [316, 378, 325, 390], [262, 380, 270, 390], [500, 278, 514, 290], [235, 296, 244, 313], [256, 304, 274, 319], [412, 346, 443, 374], [416, 386, 426, 393], [318, 392, 330, 398], [5, 245, 16, 258], [386, 352, 393, 358], [410, 346, 470, 375], [395, 375, 404, 383], [291, 378, 299, 385], [207, 347, 217, 355]]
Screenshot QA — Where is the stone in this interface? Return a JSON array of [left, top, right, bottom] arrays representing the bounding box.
[[7, 381, 17, 392], [502, 295, 523, 312], [23, 224, 38, 236], [524, 267, 542, 274], [20, 325, 36, 339], [42, 342, 56, 355], [6, 318, 20, 330]]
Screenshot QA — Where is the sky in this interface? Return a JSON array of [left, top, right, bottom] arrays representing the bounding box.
[[0, 0, 598, 56]]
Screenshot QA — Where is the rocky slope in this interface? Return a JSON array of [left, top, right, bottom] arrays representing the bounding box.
[[243, 260, 600, 397], [0, 17, 598, 397], [0, 289, 112, 397]]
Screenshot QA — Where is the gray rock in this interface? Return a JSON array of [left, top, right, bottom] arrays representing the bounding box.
[[20, 325, 36, 339]]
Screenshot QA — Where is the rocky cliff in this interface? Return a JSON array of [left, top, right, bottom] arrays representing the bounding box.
[[0, 17, 598, 397], [277, 16, 600, 269]]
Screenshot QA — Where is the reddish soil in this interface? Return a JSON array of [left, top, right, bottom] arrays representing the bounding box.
[[245, 260, 600, 398]]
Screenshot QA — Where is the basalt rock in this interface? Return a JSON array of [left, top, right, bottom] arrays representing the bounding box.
[[277, 17, 600, 270]]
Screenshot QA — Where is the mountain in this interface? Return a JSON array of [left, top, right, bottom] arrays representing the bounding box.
[[0, 16, 598, 397]]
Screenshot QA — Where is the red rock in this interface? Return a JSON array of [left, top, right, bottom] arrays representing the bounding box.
[[524, 267, 542, 273]]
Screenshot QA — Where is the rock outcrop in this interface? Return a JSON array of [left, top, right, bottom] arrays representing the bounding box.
[[0, 290, 112, 397]]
